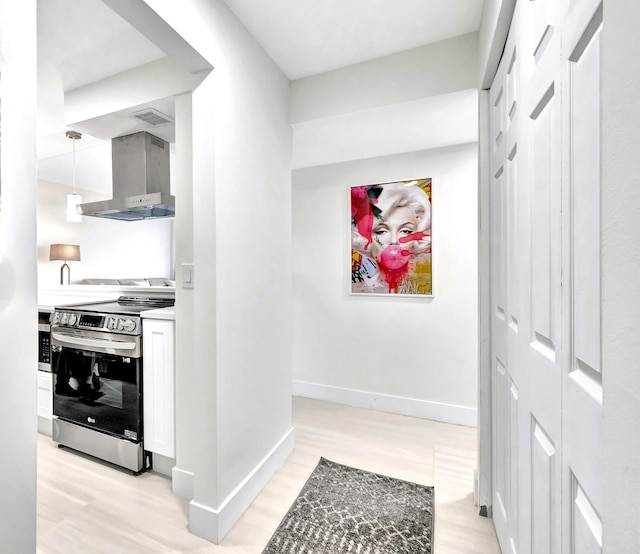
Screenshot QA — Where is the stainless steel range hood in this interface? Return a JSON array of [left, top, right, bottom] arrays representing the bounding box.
[[78, 131, 174, 221]]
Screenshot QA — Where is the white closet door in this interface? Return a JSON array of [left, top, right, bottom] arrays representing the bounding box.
[[488, 1, 602, 552], [560, 2, 603, 552], [490, 18, 526, 553]]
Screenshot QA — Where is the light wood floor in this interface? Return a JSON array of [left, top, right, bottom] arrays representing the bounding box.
[[37, 397, 500, 553]]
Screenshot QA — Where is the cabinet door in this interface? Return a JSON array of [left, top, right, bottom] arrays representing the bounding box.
[[37, 370, 53, 419], [143, 320, 175, 458]]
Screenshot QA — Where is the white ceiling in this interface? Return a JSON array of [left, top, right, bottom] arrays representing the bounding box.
[[222, 0, 484, 80], [37, 0, 209, 192], [38, 0, 166, 146], [37, 0, 484, 191]]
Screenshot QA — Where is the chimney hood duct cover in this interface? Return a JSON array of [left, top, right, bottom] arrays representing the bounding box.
[[78, 131, 174, 221]]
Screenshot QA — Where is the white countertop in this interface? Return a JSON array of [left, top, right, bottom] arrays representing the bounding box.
[[141, 306, 175, 321]]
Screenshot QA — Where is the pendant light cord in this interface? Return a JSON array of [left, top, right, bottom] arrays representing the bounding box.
[[72, 136, 76, 196], [65, 130, 82, 197]]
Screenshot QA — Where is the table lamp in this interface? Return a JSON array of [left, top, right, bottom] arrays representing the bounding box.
[[49, 244, 81, 285]]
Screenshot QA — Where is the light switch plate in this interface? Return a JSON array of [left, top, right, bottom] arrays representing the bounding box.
[[182, 263, 194, 289]]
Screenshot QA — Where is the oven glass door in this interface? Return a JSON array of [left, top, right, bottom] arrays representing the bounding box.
[[52, 338, 142, 441]]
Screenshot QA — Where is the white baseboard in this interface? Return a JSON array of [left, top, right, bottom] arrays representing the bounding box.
[[152, 453, 175, 478], [38, 416, 52, 437], [188, 426, 295, 544], [293, 380, 477, 427], [172, 466, 194, 500]]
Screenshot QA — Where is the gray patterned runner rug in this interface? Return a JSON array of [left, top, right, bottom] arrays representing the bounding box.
[[262, 458, 434, 553]]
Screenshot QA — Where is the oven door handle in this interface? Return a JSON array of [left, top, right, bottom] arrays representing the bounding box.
[[51, 332, 137, 351]]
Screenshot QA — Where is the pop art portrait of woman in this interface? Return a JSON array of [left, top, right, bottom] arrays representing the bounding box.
[[351, 178, 432, 295]]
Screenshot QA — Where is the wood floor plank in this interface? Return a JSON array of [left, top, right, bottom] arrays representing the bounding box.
[[37, 397, 500, 553]]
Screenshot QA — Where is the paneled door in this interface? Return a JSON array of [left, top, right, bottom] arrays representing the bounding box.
[[489, 1, 603, 552]]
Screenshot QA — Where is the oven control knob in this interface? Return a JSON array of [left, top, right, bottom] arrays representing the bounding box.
[[118, 318, 137, 333], [60, 313, 69, 325], [51, 312, 60, 324], [106, 317, 117, 331], [68, 313, 78, 326]]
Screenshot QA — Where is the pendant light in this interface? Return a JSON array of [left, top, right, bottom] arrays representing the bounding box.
[[65, 130, 82, 223]]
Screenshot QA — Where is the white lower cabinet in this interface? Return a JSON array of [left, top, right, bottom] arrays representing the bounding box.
[[143, 319, 175, 458], [37, 370, 53, 417], [37, 370, 53, 435]]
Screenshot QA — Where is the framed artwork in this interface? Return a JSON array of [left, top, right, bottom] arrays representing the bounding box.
[[351, 178, 432, 296]]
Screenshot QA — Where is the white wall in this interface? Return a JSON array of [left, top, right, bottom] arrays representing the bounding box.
[[292, 144, 479, 425], [290, 27, 480, 426], [292, 89, 478, 170], [291, 33, 479, 170], [143, 0, 293, 543], [290, 33, 479, 123], [36, 180, 174, 285], [0, 0, 37, 550], [602, 2, 640, 551]]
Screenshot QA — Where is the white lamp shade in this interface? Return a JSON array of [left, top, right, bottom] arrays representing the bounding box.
[[49, 244, 81, 262], [66, 193, 83, 223]]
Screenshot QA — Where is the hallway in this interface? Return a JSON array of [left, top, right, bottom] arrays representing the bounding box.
[[37, 397, 499, 552]]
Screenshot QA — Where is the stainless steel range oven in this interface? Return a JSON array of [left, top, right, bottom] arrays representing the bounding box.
[[51, 296, 174, 474]]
